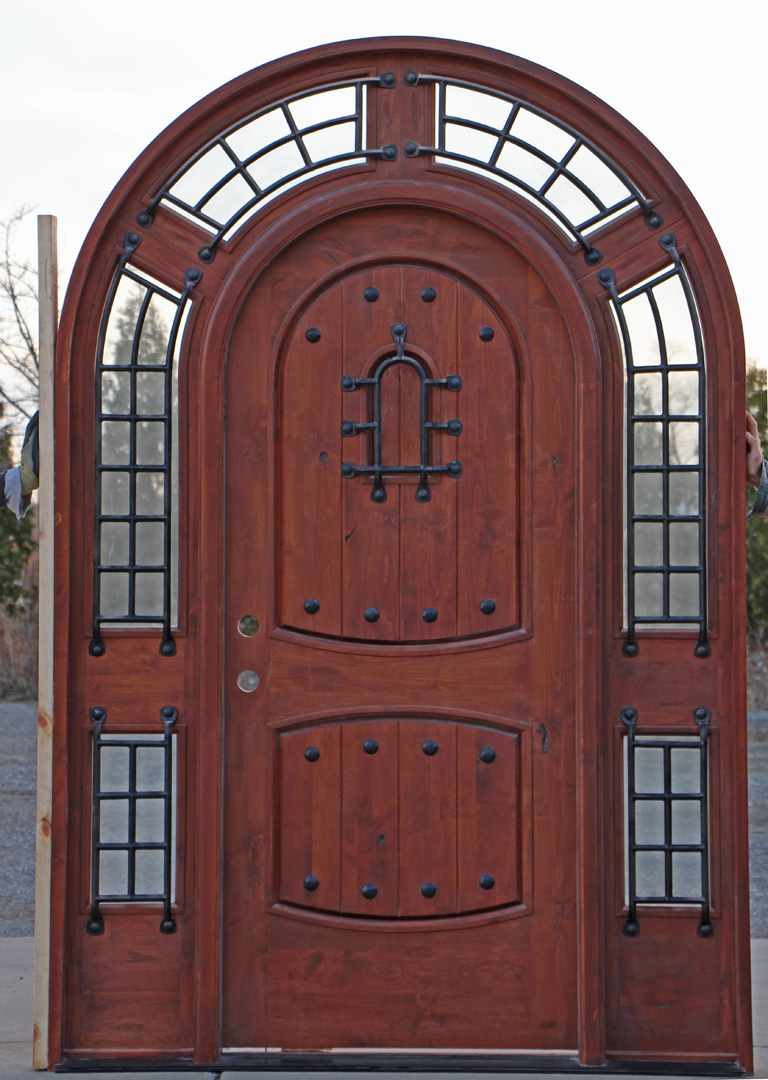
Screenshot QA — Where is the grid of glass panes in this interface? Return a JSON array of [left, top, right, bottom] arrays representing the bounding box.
[[140, 79, 376, 258], [89, 708, 177, 934], [93, 260, 188, 654], [611, 254, 706, 651], [412, 76, 658, 263], [624, 729, 710, 933]]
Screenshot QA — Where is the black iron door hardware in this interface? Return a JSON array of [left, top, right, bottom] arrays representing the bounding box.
[[341, 323, 463, 502]]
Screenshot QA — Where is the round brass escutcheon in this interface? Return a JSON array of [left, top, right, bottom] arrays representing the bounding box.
[[236, 670, 260, 693], [237, 615, 260, 637]]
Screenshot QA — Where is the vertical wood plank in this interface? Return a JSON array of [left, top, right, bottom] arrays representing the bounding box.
[[399, 721, 457, 916], [280, 288, 342, 635], [342, 268, 402, 639], [400, 269, 458, 640], [34, 215, 56, 1071], [457, 726, 520, 912], [278, 726, 341, 911], [341, 720, 399, 916], [457, 286, 521, 637]]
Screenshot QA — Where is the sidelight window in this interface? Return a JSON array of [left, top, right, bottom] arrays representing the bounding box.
[[599, 233, 708, 657], [92, 233, 198, 657]]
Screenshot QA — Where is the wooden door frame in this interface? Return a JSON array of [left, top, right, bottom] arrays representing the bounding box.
[[47, 36, 749, 1071]]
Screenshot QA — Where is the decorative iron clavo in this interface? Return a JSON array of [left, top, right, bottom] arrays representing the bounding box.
[[341, 322, 463, 503]]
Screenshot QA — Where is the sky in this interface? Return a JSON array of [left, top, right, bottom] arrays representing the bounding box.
[[0, 1, 763, 365]]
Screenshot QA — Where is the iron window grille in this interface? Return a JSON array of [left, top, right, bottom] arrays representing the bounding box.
[[599, 233, 708, 658], [621, 707, 712, 938], [401, 73, 662, 265], [87, 705, 178, 935], [91, 232, 200, 657], [136, 75, 398, 262]]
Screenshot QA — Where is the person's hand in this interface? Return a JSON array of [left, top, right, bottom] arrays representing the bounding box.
[[747, 411, 763, 487], [18, 412, 38, 495]]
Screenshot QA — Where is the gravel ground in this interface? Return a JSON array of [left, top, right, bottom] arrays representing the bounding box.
[[1, 699, 766, 936]]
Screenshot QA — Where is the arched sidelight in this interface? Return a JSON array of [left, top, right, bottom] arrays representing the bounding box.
[[46, 37, 750, 1076]]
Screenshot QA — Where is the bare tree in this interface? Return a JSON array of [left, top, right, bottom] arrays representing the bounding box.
[[0, 208, 39, 431]]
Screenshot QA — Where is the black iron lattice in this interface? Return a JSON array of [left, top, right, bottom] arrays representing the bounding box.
[[621, 707, 712, 938], [91, 233, 200, 657], [402, 73, 662, 265], [87, 705, 178, 935], [599, 233, 708, 658], [137, 76, 398, 262]]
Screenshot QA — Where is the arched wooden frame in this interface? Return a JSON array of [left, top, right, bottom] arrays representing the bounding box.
[[47, 38, 750, 1072]]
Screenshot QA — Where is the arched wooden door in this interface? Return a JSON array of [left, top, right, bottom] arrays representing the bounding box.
[[47, 37, 751, 1074], [222, 203, 583, 1051]]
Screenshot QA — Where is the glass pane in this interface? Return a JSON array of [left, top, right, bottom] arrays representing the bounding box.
[[103, 280, 145, 366], [135, 798, 165, 843], [672, 800, 701, 844], [100, 746, 129, 792], [290, 86, 356, 128], [169, 143, 234, 207], [635, 573, 663, 617], [635, 799, 664, 845], [136, 472, 164, 516], [672, 851, 702, 897], [99, 572, 129, 618], [653, 276, 697, 365], [444, 123, 497, 162], [102, 472, 130, 516], [670, 523, 699, 566], [668, 370, 699, 416], [633, 423, 662, 465], [136, 421, 164, 465], [135, 849, 164, 895], [671, 748, 700, 793], [100, 522, 129, 567], [669, 421, 699, 465], [634, 522, 663, 566], [135, 572, 163, 617], [636, 851, 665, 897], [100, 799, 128, 843], [634, 472, 663, 515], [622, 293, 661, 367], [136, 371, 165, 415], [634, 372, 662, 415], [634, 747, 664, 793], [101, 371, 130, 415], [545, 174, 598, 224], [303, 121, 357, 163], [497, 142, 552, 188], [248, 141, 305, 190], [99, 850, 128, 896], [445, 85, 513, 131], [568, 144, 630, 206], [136, 522, 165, 566], [101, 421, 130, 465], [669, 573, 699, 616], [227, 108, 292, 160], [511, 108, 574, 160], [137, 294, 175, 366], [669, 472, 698, 516], [136, 747, 164, 791], [202, 173, 255, 225]]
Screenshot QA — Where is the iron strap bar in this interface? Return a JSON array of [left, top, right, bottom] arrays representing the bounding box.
[[88, 706, 178, 936], [136, 75, 398, 263], [598, 233, 708, 658], [402, 72, 662, 266], [91, 233, 201, 658], [621, 706, 712, 938], [341, 323, 462, 503]]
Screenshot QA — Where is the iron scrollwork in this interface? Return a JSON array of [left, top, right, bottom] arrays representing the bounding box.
[[341, 322, 463, 503]]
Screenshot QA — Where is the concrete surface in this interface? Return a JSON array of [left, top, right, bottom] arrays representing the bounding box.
[[1, 703, 765, 1077]]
